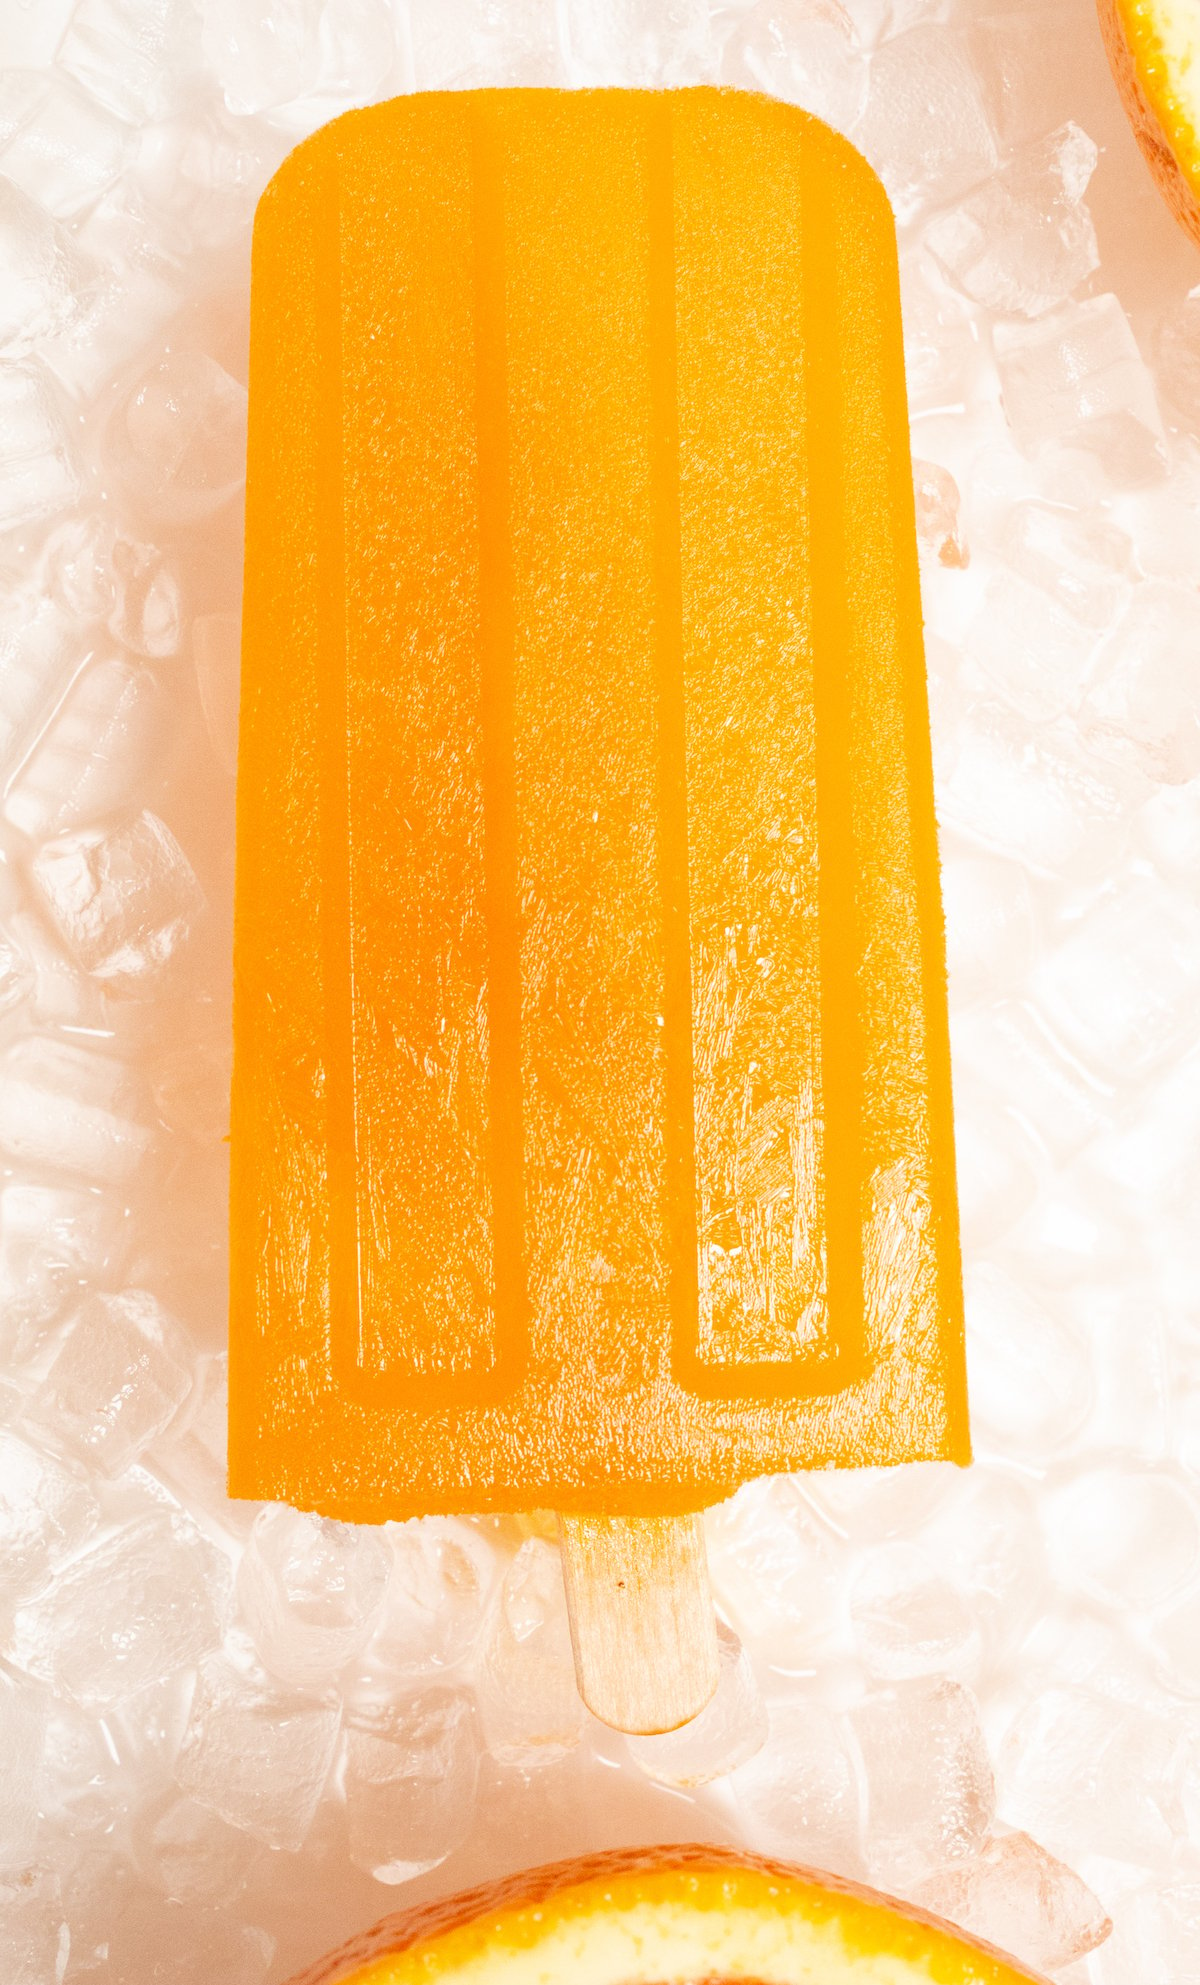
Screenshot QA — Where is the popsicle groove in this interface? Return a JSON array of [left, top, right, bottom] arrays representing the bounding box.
[[312, 141, 367, 1389], [467, 97, 530, 1397], [805, 146, 869, 1388], [645, 100, 703, 1401]]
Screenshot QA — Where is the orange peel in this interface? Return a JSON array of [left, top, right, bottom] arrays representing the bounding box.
[[1099, 0, 1200, 246], [286, 1844, 1053, 1985]]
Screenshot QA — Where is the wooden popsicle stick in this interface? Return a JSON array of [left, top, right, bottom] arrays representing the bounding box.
[[558, 1512, 720, 1736]]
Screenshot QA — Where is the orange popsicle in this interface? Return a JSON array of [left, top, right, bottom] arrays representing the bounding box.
[[229, 89, 967, 1538]]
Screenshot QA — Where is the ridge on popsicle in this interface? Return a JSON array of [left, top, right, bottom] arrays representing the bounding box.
[[228, 84, 968, 1729]]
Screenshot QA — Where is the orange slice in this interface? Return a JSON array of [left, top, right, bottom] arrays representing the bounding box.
[[286, 1846, 1050, 1985], [1099, 0, 1200, 245]]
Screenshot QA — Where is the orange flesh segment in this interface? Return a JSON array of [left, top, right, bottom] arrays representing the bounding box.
[[286, 1852, 1047, 1985], [229, 87, 968, 1520]]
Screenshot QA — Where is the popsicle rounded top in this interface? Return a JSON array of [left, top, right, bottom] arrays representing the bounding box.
[[229, 85, 969, 1521]]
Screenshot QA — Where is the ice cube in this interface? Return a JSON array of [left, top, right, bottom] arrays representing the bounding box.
[[951, 999, 1108, 1165], [0, 1667, 44, 1868], [235, 1506, 391, 1689], [175, 1652, 341, 1853], [938, 701, 1134, 875], [0, 1427, 97, 1598], [965, 571, 1100, 722], [853, 26, 997, 224], [0, 910, 105, 1033], [626, 1621, 767, 1787], [798, 1462, 950, 1541], [0, 177, 100, 354], [900, 252, 977, 413], [940, 851, 1034, 1007], [0, 0, 76, 67], [917, 1468, 1047, 1660], [477, 1537, 586, 1767], [706, 1476, 844, 1657], [1065, 1281, 1171, 1462], [304, 0, 400, 121], [852, 1678, 994, 1887], [0, 69, 128, 219], [0, 1182, 127, 1353], [344, 1682, 479, 1884], [914, 1831, 1111, 1972], [150, 1021, 232, 1145], [1153, 1589, 1200, 1694], [0, 1865, 67, 1985], [1124, 436, 1200, 583], [731, 1699, 864, 1876], [138, 98, 285, 254], [7, 1512, 229, 1705], [151, 1353, 235, 1521], [1034, 872, 1200, 1079], [373, 1518, 497, 1677], [1093, 1882, 1200, 1985], [27, 1290, 193, 1478], [39, 512, 117, 621], [45, 192, 185, 399], [999, 500, 1132, 629], [1155, 284, 1200, 427], [970, 11, 1082, 148], [1042, 1464, 1200, 1613], [32, 811, 204, 991], [199, 0, 326, 114], [58, 0, 204, 123], [4, 654, 164, 841], [108, 539, 182, 659], [964, 1262, 1090, 1458], [995, 295, 1167, 486], [849, 1544, 981, 1682], [0, 360, 84, 533], [1083, 582, 1200, 787], [925, 124, 1098, 319], [913, 460, 968, 568], [106, 351, 248, 525], [38, 1697, 129, 1836], [0, 1037, 151, 1184], [723, 0, 868, 140], [192, 610, 240, 775], [997, 1687, 1177, 1866], [0, 913, 31, 1018], [105, 1895, 273, 1985], [133, 1789, 263, 1906], [562, 0, 714, 87], [1139, 778, 1200, 883]]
